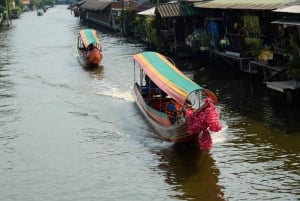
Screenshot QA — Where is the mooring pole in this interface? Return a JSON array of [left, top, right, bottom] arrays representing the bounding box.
[[5, 0, 10, 26]]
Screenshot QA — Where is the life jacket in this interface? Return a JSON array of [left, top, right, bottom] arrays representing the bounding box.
[[166, 101, 177, 119]]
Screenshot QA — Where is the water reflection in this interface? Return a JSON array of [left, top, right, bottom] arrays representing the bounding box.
[[175, 57, 300, 200], [190, 59, 300, 134], [156, 144, 226, 201], [87, 65, 104, 78], [0, 25, 20, 173]]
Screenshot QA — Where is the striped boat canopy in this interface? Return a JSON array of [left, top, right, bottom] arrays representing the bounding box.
[[79, 29, 100, 48], [133, 51, 203, 105]]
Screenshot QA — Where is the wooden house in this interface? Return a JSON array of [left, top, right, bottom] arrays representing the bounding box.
[[193, 0, 299, 71], [79, 0, 150, 32], [137, 1, 202, 57], [265, 5, 300, 102], [79, 0, 114, 30]]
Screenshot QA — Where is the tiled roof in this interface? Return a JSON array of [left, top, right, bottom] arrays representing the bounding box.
[[157, 2, 201, 18], [80, 0, 111, 11], [193, 0, 299, 10]]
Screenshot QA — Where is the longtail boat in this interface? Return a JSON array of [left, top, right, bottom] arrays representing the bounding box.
[[37, 9, 43, 16], [133, 51, 222, 150], [77, 29, 103, 68]]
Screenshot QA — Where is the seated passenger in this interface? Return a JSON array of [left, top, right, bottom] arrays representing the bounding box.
[[166, 99, 177, 124]]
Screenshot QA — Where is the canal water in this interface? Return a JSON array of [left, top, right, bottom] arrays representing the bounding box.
[[0, 5, 299, 201]]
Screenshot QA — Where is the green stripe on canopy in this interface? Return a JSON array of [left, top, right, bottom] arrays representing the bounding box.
[[133, 51, 203, 105], [79, 29, 100, 48]]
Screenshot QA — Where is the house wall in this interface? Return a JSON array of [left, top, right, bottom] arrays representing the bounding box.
[[79, 6, 116, 31]]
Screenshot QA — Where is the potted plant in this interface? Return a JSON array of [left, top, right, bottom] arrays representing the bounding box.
[[186, 30, 210, 51], [244, 37, 263, 57]]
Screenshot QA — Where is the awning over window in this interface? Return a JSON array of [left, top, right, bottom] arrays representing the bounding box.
[[137, 7, 156, 16], [273, 5, 300, 13], [271, 18, 300, 26]]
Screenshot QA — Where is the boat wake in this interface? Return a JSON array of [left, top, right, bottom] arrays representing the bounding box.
[[211, 120, 228, 145], [95, 86, 134, 102]]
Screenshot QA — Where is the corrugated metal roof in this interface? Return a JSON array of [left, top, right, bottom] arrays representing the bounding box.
[[80, 0, 111, 11], [133, 1, 155, 12], [193, 0, 298, 10], [157, 2, 201, 18], [273, 5, 300, 13]]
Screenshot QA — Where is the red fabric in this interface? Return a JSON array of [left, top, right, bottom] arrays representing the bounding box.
[[199, 130, 212, 150], [186, 98, 222, 150], [87, 49, 101, 64]]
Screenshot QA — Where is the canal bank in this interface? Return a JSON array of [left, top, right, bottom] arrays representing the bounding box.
[[75, 0, 300, 103]]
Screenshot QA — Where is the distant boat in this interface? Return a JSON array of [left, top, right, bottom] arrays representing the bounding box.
[[76, 29, 103, 69], [133, 51, 222, 149], [73, 6, 79, 17], [11, 9, 21, 19], [37, 9, 43, 16]]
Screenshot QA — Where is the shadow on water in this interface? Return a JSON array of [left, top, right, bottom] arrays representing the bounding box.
[[154, 143, 226, 201], [85, 64, 104, 75], [172, 56, 300, 200]]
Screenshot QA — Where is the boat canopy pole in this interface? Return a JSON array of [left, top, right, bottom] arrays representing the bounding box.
[[133, 61, 136, 84]]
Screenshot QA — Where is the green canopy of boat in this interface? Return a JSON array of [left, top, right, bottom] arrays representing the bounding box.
[[133, 51, 204, 105], [79, 29, 100, 48]]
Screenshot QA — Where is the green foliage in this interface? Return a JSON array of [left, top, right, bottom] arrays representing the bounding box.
[[0, 0, 6, 7], [187, 31, 210, 48], [11, 6, 21, 13], [15, 0, 22, 7], [10, 6, 21, 17], [288, 56, 300, 80], [0, 0, 15, 10], [289, 34, 300, 56], [0, 5, 4, 13], [0, 0, 54, 14], [244, 37, 263, 57], [281, 33, 300, 79], [242, 15, 260, 34], [120, 8, 135, 36], [144, 16, 162, 50], [134, 15, 144, 36]]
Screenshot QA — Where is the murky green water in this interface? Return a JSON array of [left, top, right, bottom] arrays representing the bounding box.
[[0, 5, 299, 201]]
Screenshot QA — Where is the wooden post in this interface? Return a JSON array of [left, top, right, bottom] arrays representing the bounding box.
[[6, 0, 10, 26], [286, 90, 293, 104]]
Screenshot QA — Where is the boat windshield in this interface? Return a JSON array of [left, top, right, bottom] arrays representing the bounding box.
[[187, 90, 203, 109]]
